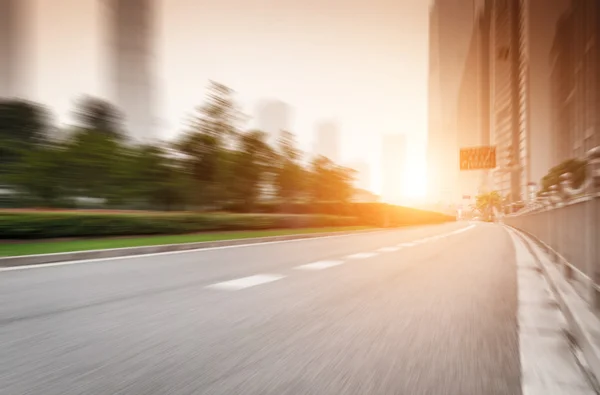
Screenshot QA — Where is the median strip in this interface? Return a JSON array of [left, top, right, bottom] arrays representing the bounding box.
[[0, 227, 380, 270]]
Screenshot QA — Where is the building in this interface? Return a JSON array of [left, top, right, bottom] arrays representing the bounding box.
[[428, 0, 475, 204], [518, 0, 570, 187], [453, 0, 568, 204], [550, 1, 600, 164], [256, 100, 291, 145], [457, 2, 491, 199], [314, 121, 340, 163], [382, 134, 407, 203], [486, 0, 569, 202], [108, 0, 155, 142], [487, 0, 523, 203], [550, 10, 574, 165], [0, 0, 29, 98]]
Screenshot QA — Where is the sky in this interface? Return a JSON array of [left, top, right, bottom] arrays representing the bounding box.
[[29, 0, 430, 201]]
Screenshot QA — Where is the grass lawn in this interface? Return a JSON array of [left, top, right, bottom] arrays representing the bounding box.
[[0, 226, 372, 257]]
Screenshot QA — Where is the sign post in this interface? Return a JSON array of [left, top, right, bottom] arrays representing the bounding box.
[[459, 146, 497, 221]]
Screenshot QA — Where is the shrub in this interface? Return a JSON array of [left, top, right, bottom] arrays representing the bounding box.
[[0, 212, 359, 239]]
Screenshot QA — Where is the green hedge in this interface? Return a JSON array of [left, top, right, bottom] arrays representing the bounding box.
[[0, 212, 360, 240], [225, 202, 454, 226]]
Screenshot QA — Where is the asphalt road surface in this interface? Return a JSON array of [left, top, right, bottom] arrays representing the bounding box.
[[1, 222, 523, 395]]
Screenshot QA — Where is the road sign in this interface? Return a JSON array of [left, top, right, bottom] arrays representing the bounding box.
[[460, 146, 496, 171]]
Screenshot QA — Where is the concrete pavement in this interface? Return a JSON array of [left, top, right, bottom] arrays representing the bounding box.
[[0, 222, 595, 394]]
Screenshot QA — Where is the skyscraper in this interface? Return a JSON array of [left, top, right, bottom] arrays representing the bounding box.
[[382, 134, 406, 203], [457, 2, 491, 199], [517, 0, 569, 190], [428, 0, 474, 204], [0, 0, 29, 98], [108, 0, 155, 142], [314, 121, 340, 163], [256, 100, 291, 145], [550, 1, 600, 164], [550, 10, 574, 165], [484, 0, 569, 202]]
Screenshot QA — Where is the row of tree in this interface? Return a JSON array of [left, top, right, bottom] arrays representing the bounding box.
[[0, 81, 356, 211]]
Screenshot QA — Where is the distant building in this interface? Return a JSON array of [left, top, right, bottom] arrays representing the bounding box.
[[314, 121, 340, 164], [314, 121, 340, 163], [107, 0, 155, 142], [382, 134, 407, 203], [256, 100, 292, 145], [0, 0, 29, 98]]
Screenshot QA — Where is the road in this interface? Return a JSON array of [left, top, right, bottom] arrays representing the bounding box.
[[0, 223, 527, 394]]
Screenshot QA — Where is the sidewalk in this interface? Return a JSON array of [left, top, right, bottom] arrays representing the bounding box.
[[507, 227, 599, 394]]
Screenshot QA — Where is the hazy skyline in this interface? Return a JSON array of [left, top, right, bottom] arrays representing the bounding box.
[[26, 0, 429, 199]]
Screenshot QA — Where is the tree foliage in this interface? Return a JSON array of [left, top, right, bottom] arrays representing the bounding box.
[[309, 156, 356, 203], [0, 99, 50, 182], [539, 158, 587, 195], [474, 191, 502, 221], [74, 96, 123, 138], [0, 82, 357, 211]]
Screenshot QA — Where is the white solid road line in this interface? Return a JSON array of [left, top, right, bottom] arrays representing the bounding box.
[[294, 260, 344, 271], [346, 252, 378, 260], [206, 274, 285, 291], [393, 225, 477, 248]]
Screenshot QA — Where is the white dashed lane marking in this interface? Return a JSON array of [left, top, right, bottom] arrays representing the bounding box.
[[377, 247, 400, 253], [398, 242, 416, 247], [206, 274, 284, 291], [346, 252, 378, 260], [294, 261, 344, 271]]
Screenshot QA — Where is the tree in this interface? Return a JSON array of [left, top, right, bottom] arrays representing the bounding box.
[[474, 191, 502, 221], [176, 131, 221, 209], [0, 99, 50, 181], [74, 96, 124, 138], [275, 131, 304, 206], [190, 81, 242, 140], [309, 155, 356, 204], [65, 128, 126, 203], [129, 145, 191, 210], [178, 81, 245, 209], [539, 158, 587, 195], [230, 130, 274, 211], [9, 142, 69, 207]]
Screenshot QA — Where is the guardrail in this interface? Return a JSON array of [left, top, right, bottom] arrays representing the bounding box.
[[504, 147, 600, 311]]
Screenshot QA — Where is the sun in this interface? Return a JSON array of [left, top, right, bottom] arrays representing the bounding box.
[[403, 166, 427, 199]]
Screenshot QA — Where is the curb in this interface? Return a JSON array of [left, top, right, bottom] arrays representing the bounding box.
[[0, 228, 388, 269], [506, 226, 600, 386]]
